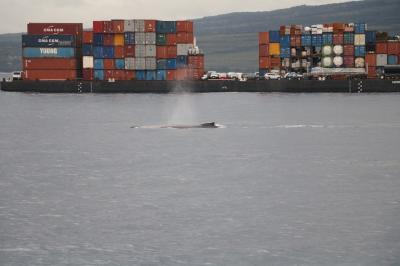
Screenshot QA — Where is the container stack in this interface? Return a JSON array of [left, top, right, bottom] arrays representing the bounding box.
[[258, 31, 281, 76], [82, 30, 94, 80], [22, 23, 83, 80]]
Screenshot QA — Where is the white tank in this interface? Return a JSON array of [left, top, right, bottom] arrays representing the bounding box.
[[291, 48, 297, 57], [333, 45, 344, 55], [322, 57, 333, 67], [322, 45, 333, 56], [304, 26, 311, 32], [333, 56, 343, 67], [355, 57, 365, 68]]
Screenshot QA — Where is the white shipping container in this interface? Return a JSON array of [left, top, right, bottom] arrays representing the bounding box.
[[145, 33, 156, 45], [125, 57, 135, 70], [355, 57, 365, 68], [376, 54, 388, 66], [83, 56, 93, 69], [145, 45, 156, 57], [135, 57, 146, 70], [145, 58, 156, 70], [134, 20, 145, 32], [124, 20, 135, 32], [135, 45, 146, 57], [354, 34, 366, 46], [135, 33, 145, 45], [177, 44, 194, 56]]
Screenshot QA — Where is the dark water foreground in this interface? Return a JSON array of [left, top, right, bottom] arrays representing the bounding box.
[[0, 92, 399, 266], [2, 79, 400, 93]]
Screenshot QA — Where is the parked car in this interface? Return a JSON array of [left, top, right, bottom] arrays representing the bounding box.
[[284, 72, 304, 80], [264, 72, 282, 80], [12, 71, 23, 80]]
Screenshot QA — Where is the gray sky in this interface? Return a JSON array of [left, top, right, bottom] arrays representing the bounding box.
[[0, 0, 352, 33]]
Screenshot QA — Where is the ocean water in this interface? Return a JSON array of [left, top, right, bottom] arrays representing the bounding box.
[[0, 91, 399, 266]]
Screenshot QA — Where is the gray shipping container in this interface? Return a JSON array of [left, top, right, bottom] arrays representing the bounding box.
[[125, 57, 135, 70], [135, 57, 146, 70], [177, 44, 194, 56], [145, 58, 156, 70], [376, 54, 388, 66], [135, 45, 146, 57], [135, 32, 145, 45], [124, 20, 135, 32], [134, 20, 145, 32], [145, 45, 156, 57], [145, 33, 156, 45]]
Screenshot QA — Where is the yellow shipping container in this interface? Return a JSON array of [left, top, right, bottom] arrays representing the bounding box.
[[354, 34, 366, 46], [269, 43, 280, 56], [114, 34, 124, 46]]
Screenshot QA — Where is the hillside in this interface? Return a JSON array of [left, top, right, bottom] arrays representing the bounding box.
[[0, 0, 399, 72]]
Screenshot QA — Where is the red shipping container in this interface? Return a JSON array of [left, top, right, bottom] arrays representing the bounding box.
[[344, 45, 354, 56], [177, 33, 193, 44], [290, 36, 296, 47], [23, 58, 78, 70], [156, 46, 168, 59], [259, 32, 269, 45], [177, 21, 194, 33], [259, 45, 269, 57], [191, 69, 204, 80], [105, 70, 125, 80], [167, 46, 177, 58], [176, 68, 188, 80], [83, 68, 93, 80], [103, 59, 115, 70], [259, 57, 269, 68], [27, 23, 82, 35], [112, 20, 124, 33], [167, 70, 176, 80], [114, 46, 124, 58], [93, 21, 104, 33], [367, 66, 377, 77], [376, 42, 388, 54], [145, 20, 157, 32], [23, 69, 77, 80], [125, 70, 135, 80], [365, 53, 377, 67], [343, 56, 355, 67], [166, 34, 177, 45], [333, 23, 345, 33], [103, 34, 114, 46], [188, 55, 204, 69], [83, 31, 93, 44], [295, 36, 301, 47], [387, 41, 400, 55], [124, 45, 135, 57], [270, 57, 280, 68], [333, 33, 344, 45], [103, 21, 113, 33]]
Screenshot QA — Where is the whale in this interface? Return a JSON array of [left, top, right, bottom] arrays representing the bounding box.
[[132, 122, 221, 129]]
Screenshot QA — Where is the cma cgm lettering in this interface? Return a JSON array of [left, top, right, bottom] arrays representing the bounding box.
[[22, 35, 77, 47], [23, 47, 76, 58], [27, 23, 83, 44]]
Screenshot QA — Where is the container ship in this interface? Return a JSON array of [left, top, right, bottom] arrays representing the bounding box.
[[1, 20, 400, 93]]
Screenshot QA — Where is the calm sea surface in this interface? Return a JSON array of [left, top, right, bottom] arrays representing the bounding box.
[[0, 92, 399, 266]]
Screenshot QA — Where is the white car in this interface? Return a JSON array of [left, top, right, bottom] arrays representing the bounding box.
[[12, 71, 23, 80], [264, 72, 282, 80]]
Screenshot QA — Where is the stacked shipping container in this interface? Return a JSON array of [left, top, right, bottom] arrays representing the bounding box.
[[22, 23, 83, 80]]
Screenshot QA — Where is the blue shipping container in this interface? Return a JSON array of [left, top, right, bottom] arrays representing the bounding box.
[[259, 69, 268, 77], [388, 55, 398, 65], [166, 59, 177, 70], [157, 70, 167, 80], [365, 31, 376, 44], [22, 34, 76, 47], [115, 59, 125, 69], [344, 33, 354, 44], [269, 31, 280, 43], [94, 70, 104, 80], [355, 23, 366, 34], [322, 33, 333, 45], [146, 71, 157, 80], [94, 59, 104, 70], [301, 35, 312, 46], [312, 35, 323, 46], [156, 59, 167, 70], [93, 34, 104, 46], [83, 44, 93, 56], [280, 35, 290, 47], [355, 46, 366, 57], [176, 55, 188, 68], [23, 47, 75, 58], [124, 32, 135, 45], [136, 70, 146, 80], [156, 21, 177, 33], [103, 46, 114, 59], [280, 48, 290, 58], [93, 47, 103, 58]]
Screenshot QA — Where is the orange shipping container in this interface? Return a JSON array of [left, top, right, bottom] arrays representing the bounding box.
[[23, 69, 77, 80], [167, 46, 177, 58], [23, 58, 78, 70], [103, 59, 115, 70], [114, 34, 124, 46], [145, 20, 156, 32], [177, 32, 193, 44], [259, 57, 269, 69], [114, 46, 124, 58], [83, 31, 93, 44], [376, 42, 388, 54], [188, 55, 204, 69], [167, 70, 176, 80], [112, 20, 124, 33], [259, 32, 269, 45], [177, 21, 194, 33], [166, 34, 177, 45], [388, 41, 400, 55], [125, 70, 135, 80], [270, 57, 281, 68], [269, 43, 280, 56], [365, 53, 377, 67], [156, 46, 168, 59], [103, 34, 114, 46], [259, 45, 269, 57]]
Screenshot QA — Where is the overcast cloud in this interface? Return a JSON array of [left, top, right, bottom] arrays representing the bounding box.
[[0, 0, 352, 33]]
